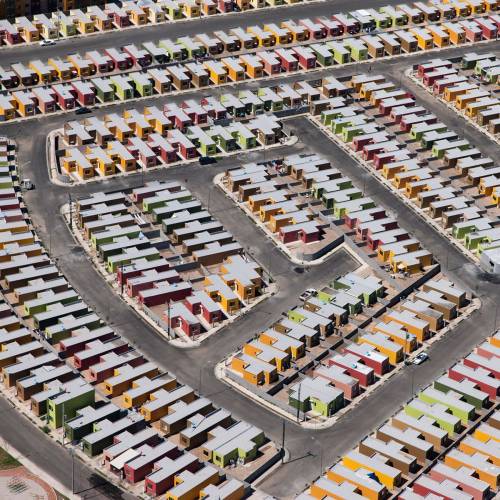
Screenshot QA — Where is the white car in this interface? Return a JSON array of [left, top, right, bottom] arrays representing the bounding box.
[[299, 288, 317, 301], [413, 352, 429, 365], [39, 39, 56, 46]]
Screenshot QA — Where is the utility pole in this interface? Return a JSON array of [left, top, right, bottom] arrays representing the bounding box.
[[167, 299, 171, 338], [493, 303, 499, 333], [404, 333, 407, 365], [71, 446, 75, 494], [319, 442, 323, 476], [68, 193, 72, 230], [61, 401, 65, 446], [120, 261, 124, 296], [267, 247, 272, 284], [296, 383, 301, 423], [281, 420, 285, 464]]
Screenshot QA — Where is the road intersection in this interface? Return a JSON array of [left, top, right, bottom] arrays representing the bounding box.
[[0, 26, 498, 499]]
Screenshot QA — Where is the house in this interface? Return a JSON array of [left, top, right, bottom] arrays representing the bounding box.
[[314, 364, 359, 399], [143, 452, 200, 497], [289, 376, 344, 417], [201, 421, 264, 466], [343, 342, 390, 376], [359, 437, 417, 475], [73, 339, 129, 370], [105, 48, 132, 71], [376, 424, 433, 463], [140, 384, 195, 423], [219, 255, 262, 301], [422, 279, 466, 307], [0, 95, 16, 121], [310, 476, 374, 500], [167, 303, 201, 337], [46, 379, 95, 429], [322, 463, 387, 499], [327, 352, 375, 387], [259, 329, 304, 360], [342, 450, 401, 489], [179, 408, 232, 449], [110, 75, 134, 101], [130, 73, 153, 97], [82, 413, 146, 457], [160, 398, 213, 436], [58, 325, 115, 357], [233, 336, 278, 378], [124, 441, 179, 484], [0, 340, 45, 369], [199, 479, 245, 500], [12, 91, 36, 117], [105, 428, 160, 476], [87, 6, 113, 31], [405, 399, 461, 436], [165, 465, 220, 499], [31, 87, 57, 114], [103, 362, 159, 398], [64, 403, 124, 442], [122, 44, 152, 67], [87, 351, 145, 384], [71, 81, 96, 106], [4, 352, 59, 388], [31, 378, 87, 417], [92, 78, 115, 103], [48, 57, 75, 80], [52, 84, 76, 110], [86, 51, 114, 73]]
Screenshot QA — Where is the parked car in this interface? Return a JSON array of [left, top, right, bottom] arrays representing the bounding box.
[[39, 39, 56, 46], [20, 178, 34, 190], [413, 352, 429, 365], [299, 288, 317, 301], [199, 156, 216, 165], [75, 107, 92, 115]]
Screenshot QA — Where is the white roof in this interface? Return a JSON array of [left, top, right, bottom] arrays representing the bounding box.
[[109, 448, 140, 470]]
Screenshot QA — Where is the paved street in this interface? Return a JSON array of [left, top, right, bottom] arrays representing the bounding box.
[[0, 397, 134, 500], [0, 36, 498, 498], [3, 0, 403, 65]]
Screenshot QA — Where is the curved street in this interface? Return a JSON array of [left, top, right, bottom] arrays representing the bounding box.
[[0, 41, 498, 498]]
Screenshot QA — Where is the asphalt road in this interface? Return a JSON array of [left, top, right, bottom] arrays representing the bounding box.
[[0, 397, 134, 500], [1, 0, 404, 65], [0, 42, 499, 498]]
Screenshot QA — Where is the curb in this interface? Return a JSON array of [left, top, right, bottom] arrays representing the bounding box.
[[215, 297, 480, 429], [307, 115, 482, 265], [0, 0, 327, 53], [60, 202, 279, 349], [0, 437, 77, 499], [406, 68, 500, 146], [48, 129, 297, 186], [213, 172, 368, 267], [0, 36, 498, 126]]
